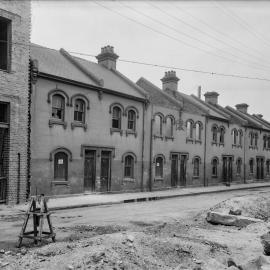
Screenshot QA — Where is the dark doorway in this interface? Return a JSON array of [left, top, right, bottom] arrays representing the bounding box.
[[180, 155, 188, 186], [171, 154, 178, 187], [256, 157, 264, 180], [100, 151, 111, 192], [84, 150, 96, 191], [222, 156, 233, 185]]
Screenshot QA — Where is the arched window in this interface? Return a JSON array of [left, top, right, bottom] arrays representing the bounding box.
[[212, 157, 218, 177], [236, 158, 242, 175], [155, 156, 163, 178], [195, 122, 202, 141], [74, 99, 85, 123], [193, 157, 200, 177], [166, 117, 174, 137], [54, 152, 68, 180], [220, 126, 225, 144], [212, 125, 218, 143], [127, 110, 136, 131], [154, 115, 162, 136], [266, 160, 270, 175], [186, 120, 193, 139], [254, 133, 258, 147], [52, 94, 65, 120], [250, 132, 254, 146], [268, 136, 270, 149], [232, 129, 238, 145], [239, 130, 243, 146], [124, 155, 134, 178], [249, 158, 254, 174], [112, 106, 121, 129]]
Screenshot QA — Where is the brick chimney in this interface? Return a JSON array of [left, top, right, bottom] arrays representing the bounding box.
[[235, 103, 248, 114], [204, 91, 219, 105], [197, 86, 202, 99], [96, 45, 119, 70], [161, 71, 179, 92]]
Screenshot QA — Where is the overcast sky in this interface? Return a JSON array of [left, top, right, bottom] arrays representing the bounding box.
[[31, 1, 270, 119]]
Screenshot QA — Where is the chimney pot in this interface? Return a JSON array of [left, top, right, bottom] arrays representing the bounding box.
[[204, 91, 219, 105], [235, 103, 249, 114], [96, 45, 119, 70], [161, 70, 179, 92]]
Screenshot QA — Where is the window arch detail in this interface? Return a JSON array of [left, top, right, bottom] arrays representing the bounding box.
[[70, 94, 90, 110], [121, 151, 137, 163], [211, 157, 219, 165], [124, 106, 139, 118], [49, 147, 72, 162], [165, 115, 176, 125], [153, 112, 165, 122], [47, 89, 69, 106], [109, 102, 124, 115], [192, 156, 201, 164], [153, 154, 166, 164]]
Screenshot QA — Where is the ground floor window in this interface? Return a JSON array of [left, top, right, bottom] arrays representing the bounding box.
[[266, 160, 270, 175], [249, 159, 254, 174], [124, 155, 134, 178], [212, 158, 218, 177], [236, 158, 242, 175], [193, 157, 200, 177], [155, 156, 163, 178], [54, 152, 68, 180]]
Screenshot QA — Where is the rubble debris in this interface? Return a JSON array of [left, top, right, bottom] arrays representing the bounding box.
[[229, 209, 242, 216], [206, 211, 263, 227]]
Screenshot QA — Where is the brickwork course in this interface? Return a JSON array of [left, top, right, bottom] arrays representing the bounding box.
[[0, 1, 31, 204]]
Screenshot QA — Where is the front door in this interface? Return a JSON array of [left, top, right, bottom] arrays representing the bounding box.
[[171, 154, 178, 187], [223, 156, 233, 184], [256, 158, 264, 179], [180, 155, 187, 186], [84, 150, 96, 191], [100, 151, 111, 192]]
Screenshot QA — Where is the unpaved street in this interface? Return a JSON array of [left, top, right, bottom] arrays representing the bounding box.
[[1, 187, 270, 269]]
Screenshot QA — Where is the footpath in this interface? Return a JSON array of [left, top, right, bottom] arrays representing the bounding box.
[[9, 181, 270, 212]]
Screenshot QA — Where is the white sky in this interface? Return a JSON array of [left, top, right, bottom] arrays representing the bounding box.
[[31, 1, 270, 119]]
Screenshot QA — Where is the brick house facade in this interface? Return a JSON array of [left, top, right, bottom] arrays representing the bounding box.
[[0, 1, 31, 204]]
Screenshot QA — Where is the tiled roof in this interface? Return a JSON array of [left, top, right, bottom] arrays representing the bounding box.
[[30, 44, 147, 99], [136, 77, 181, 110]]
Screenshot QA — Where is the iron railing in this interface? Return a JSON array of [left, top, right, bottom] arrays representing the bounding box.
[[0, 177, 7, 203]]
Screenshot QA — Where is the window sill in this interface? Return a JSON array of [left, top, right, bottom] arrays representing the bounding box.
[[263, 148, 270, 151], [165, 136, 174, 141], [126, 130, 137, 138], [219, 143, 224, 147], [110, 128, 123, 136], [123, 177, 136, 183], [51, 180, 69, 186], [153, 135, 164, 140], [249, 146, 258, 150], [154, 177, 164, 181], [211, 141, 218, 146], [192, 176, 199, 179], [186, 138, 194, 144], [195, 140, 202, 144], [232, 144, 242, 148], [211, 175, 218, 178], [0, 68, 12, 74], [49, 119, 67, 129], [71, 122, 87, 131]]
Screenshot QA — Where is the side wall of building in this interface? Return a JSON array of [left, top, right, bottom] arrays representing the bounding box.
[[0, 1, 31, 203]]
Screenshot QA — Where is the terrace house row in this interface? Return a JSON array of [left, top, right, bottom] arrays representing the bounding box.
[[29, 44, 270, 197]]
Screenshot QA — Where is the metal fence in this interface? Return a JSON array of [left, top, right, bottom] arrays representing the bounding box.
[[0, 177, 7, 203]]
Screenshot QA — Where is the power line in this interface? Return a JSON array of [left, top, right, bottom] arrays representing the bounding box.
[[97, 1, 270, 73], [150, 2, 270, 68], [68, 50, 270, 82]]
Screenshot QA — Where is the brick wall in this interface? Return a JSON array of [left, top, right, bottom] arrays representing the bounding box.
[[0, 1, 31, 204]]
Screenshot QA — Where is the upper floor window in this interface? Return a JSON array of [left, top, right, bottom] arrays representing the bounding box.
[[250, 132, 254, 146], [220, 126, 225, 144], [127, 110, 136, 131], [124, 155, 134, 178], [112, 106, 121, 129], [212, 125, 218, 143], [232, 129, 238, 145], [236, 158, 242, 175], [239, 130, 243, 146], [154, 115, 162, 136], [195, 122, 202, 141], [268, 136, 270, 149], [263, 135, 267, 149], [52, 94, 65, 121], [193, 157, 200, 177], [54, 152, 68, 181], [212, 157, 218, 177], [0, 17, 11, 71], [254, 133, 258, 147], [74, 99, 85, 123], [166, 117, 174, 138], [0, 103, 8, 123], [186, 120, 193, 139], [155, 156, 163, 178]]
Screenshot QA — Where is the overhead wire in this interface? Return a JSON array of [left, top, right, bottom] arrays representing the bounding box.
[[96, 1, 270, 73]]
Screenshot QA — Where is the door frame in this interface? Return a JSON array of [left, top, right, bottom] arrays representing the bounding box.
[[222, 155, 234, 185], [170, 152, 189, 187], [84, 149, 96, 191]]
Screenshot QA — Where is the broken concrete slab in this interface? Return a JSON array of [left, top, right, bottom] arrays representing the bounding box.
[[206, 211, 263, 227]]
